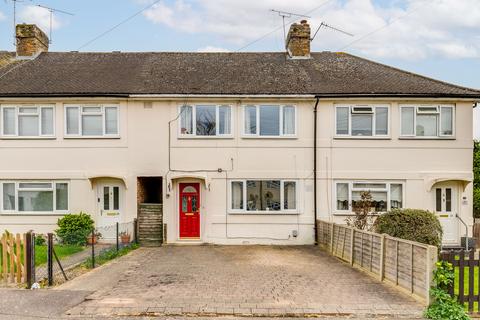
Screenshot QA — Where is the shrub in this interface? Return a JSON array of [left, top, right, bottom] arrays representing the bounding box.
[[55, 213, 94, 246], [374, 209, 442, 247], [35, 234, 46, 246]]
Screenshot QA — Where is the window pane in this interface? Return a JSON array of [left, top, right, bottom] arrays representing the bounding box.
[[105, 107, 118, 135], [375, 107, 388, 135], [440, 107, 453, 135], [19, 182, 52, 189], [3, 108, 16, 135], [113, 186, 119, 210], [18, 190, 53, 211], [283, 106, 295, 135], [218, 106, 231, 135], [353, 183, 386, 189], [336, 107, 349, 135], [284, 181, 296, 209], [435, 188, 442, 211], [19, 107, 37, 114], [19, 115, 39, 136], [401, 107, 414, 135], [416, 114, 437, 136], [82, 114, 103, 136], [231, 181, 243, 209], [259, 105, 280, 136], [244, 106, 257, 134], [82, 106, 101, 113], [2, 183, 15, 210], [390, 184, 402, 209], [352, 191, 386, 212], [196, 105, 216, 136], [246, 180, 281, 211], [180, 105, 193, 134], [66, 107, 79, 135], [446, 188, 452, 212], [55, 183, 68, 210], [103, 187, 109, 210], [351, 114, 373, 136], [336, 183, 349, 210], [41, 108, 54, 135]]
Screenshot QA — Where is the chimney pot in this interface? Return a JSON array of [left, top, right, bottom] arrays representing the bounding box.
[[286, 20, 311, 59], [16, 24, 49, 58]]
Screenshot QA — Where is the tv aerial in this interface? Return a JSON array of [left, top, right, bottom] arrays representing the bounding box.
[[311, 21, 354, 41], [270, 9, 311, 44], [35, 4, 74, 44]]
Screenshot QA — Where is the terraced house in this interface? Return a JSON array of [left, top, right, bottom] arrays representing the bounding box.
[[0, 22, 479, 246]]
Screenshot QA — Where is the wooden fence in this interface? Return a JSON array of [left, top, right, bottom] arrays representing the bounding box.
[[0, 232, 27, 285], [441, 250, 480, 314], [317, 220, 438, 304]]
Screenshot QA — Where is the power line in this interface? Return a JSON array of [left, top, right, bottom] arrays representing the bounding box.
[[77, 0, 162, 51], [337, 0, 428, 51]]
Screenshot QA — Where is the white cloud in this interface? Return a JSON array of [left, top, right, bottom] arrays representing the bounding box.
[[141, 0, 480, 60], [18, 5, 62, 33], [0, 10, 5, 21], [197, 46, 230, 52]]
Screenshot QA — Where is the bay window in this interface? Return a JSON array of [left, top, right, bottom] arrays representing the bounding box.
[[335, 104, 389, 137], [1, 105, 54, 137], [1, 181, 69, 213], [244, 105, 296, 137], [180, 105, 232, 137], [335, 181, 403, 213], [230, 180, 297, 213], [65, 105, 119, 137], [400, 104, 454, 137]]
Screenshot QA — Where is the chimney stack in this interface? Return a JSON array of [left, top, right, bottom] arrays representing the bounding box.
[[286, 20, 311, 59], [16, 24, 49, 58]]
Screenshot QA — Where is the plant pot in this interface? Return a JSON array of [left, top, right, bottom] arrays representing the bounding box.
[[87, 235, 97, 245], [120, 235, 131, 244]]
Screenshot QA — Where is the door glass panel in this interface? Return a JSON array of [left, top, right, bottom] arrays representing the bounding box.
[[103, 187, 109, 210], [191, 195, 198, 212], [182, 186, 196, 193], [181, 195, 188, 212], [435, 188, 442, 211], [445, 188, 452, 212], [113, 186, 119, 210]]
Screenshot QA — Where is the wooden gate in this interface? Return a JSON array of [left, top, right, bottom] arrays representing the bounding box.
[[0, 232, 26, 284]]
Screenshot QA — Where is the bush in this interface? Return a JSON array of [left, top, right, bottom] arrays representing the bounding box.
[[374, 209, 442, 247], [55, 213, 94, 245], [35, 234, 46, 246]]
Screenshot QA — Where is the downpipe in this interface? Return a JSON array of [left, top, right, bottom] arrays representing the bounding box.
[[313, 97, 319, 245]]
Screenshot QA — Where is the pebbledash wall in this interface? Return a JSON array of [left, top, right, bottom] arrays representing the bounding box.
[[0, 98, 474, 245]]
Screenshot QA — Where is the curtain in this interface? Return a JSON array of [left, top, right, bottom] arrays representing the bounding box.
[[375, 107, 388, 135], [283, 106, 295, 135], [41, 108, 54, 135], [441, 107, 453, 135], [219, 106, 231, 135], [400, 107, 414, 135], [231, 181, 243, 209], [66, 107, 80, 135], [105, 107, 118, 135], [336, 183, 349, 210], [244, 106, 256, 134], [180, 105, 193, 134], [284, 182, 296, 209], [336, 107, 349, 135]]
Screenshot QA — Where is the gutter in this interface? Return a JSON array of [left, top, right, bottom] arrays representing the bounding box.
[[313, 97, 319, 245]]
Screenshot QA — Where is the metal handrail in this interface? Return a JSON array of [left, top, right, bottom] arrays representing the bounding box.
[[456, 214, 469, 251]]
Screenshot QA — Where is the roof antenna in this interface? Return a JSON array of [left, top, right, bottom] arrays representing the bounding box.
[[35, 4, 74, 44], [310, 21, 354, 41], [270, 9, 311, 45]]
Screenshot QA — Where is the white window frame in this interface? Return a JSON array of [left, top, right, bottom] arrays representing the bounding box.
[[1, 180, 69, 215], [242, 105, 297, 138], [0, 104, 55, 138], [334, 104, 390, 138], [399, 104, 455, 138], [333, 181, 405, 214], [228, 179, 299, 214], [178, 104, 234, 138], [64, 104, 120, 138]]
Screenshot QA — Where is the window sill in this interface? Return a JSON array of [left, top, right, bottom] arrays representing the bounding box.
[[0, 212, 68, 216], [178, 135, 234, 140], [332, 211, 385, 216], [228, 211, 301, 215], [334, 136, 391, 140], [398, 136, 455, 140], [0, 136, 56, 140], [64, 136, 121, 139], [241, 135, 298, 140]]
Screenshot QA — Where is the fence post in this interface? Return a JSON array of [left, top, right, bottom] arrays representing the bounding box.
[[379, 234, 386, 281], [25, 232, 32, 288], [91, 228, 95, 269], [116, 222, 119, 252], [47, 233, 53, 286], [329, 223, 334, 253], [133, 218, 138, 244], [350, 228, 355, 265], [31, 233, 36, 284]]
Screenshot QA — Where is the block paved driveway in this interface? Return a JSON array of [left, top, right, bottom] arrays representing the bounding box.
[[60, 246, 424, 318]]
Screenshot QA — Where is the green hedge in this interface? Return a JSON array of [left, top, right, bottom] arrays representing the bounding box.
[[374, 209, 442, 247], [55, 213, 94, 246]]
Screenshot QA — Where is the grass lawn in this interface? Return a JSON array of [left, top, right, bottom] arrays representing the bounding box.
[[34, 245, 85, 266]]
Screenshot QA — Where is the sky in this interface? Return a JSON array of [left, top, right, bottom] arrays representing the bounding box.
[[0, 0, 479, 133]]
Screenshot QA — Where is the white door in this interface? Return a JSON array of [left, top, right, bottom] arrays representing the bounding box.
[[434, 184, 458, 244], [97, 182, 123, 239]]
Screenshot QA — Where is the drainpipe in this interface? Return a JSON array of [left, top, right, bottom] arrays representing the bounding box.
[[313, 97, 319, 245]]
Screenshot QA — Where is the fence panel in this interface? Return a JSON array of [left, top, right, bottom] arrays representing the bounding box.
[[317, 220, 437, 304], [0, 232, 26, 285]]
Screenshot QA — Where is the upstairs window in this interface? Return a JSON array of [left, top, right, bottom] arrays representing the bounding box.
[[1, 105, 54, 138], [180, 105, 232, 137], [65, 105, 119, 137], [335, 104, 389, 137], [244, 105, 296, 137], [400, 104, 454, 138]]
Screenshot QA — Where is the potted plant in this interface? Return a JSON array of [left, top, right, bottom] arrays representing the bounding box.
[[119, 231, 131, 244], [87, 231, 102, 245]]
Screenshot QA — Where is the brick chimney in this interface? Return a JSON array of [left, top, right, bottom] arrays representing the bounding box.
[[16, 24, 49, 58], [286, 20, 311, 59]]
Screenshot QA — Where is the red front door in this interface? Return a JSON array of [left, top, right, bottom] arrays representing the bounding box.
[[179, 183, 200, 238]]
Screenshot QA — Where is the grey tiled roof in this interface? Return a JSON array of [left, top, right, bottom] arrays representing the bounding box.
[[0, 51, 478, 98]]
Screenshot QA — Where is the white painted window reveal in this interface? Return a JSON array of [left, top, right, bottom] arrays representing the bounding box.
[[335, 104, 389, 137], [180, 105, 232, 137], [1, 181, 69, 213], [1, 105, 55, 137], [400, 104, 454, 137], [335, 181, 403, 213], [65, 105, 119, 137]]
